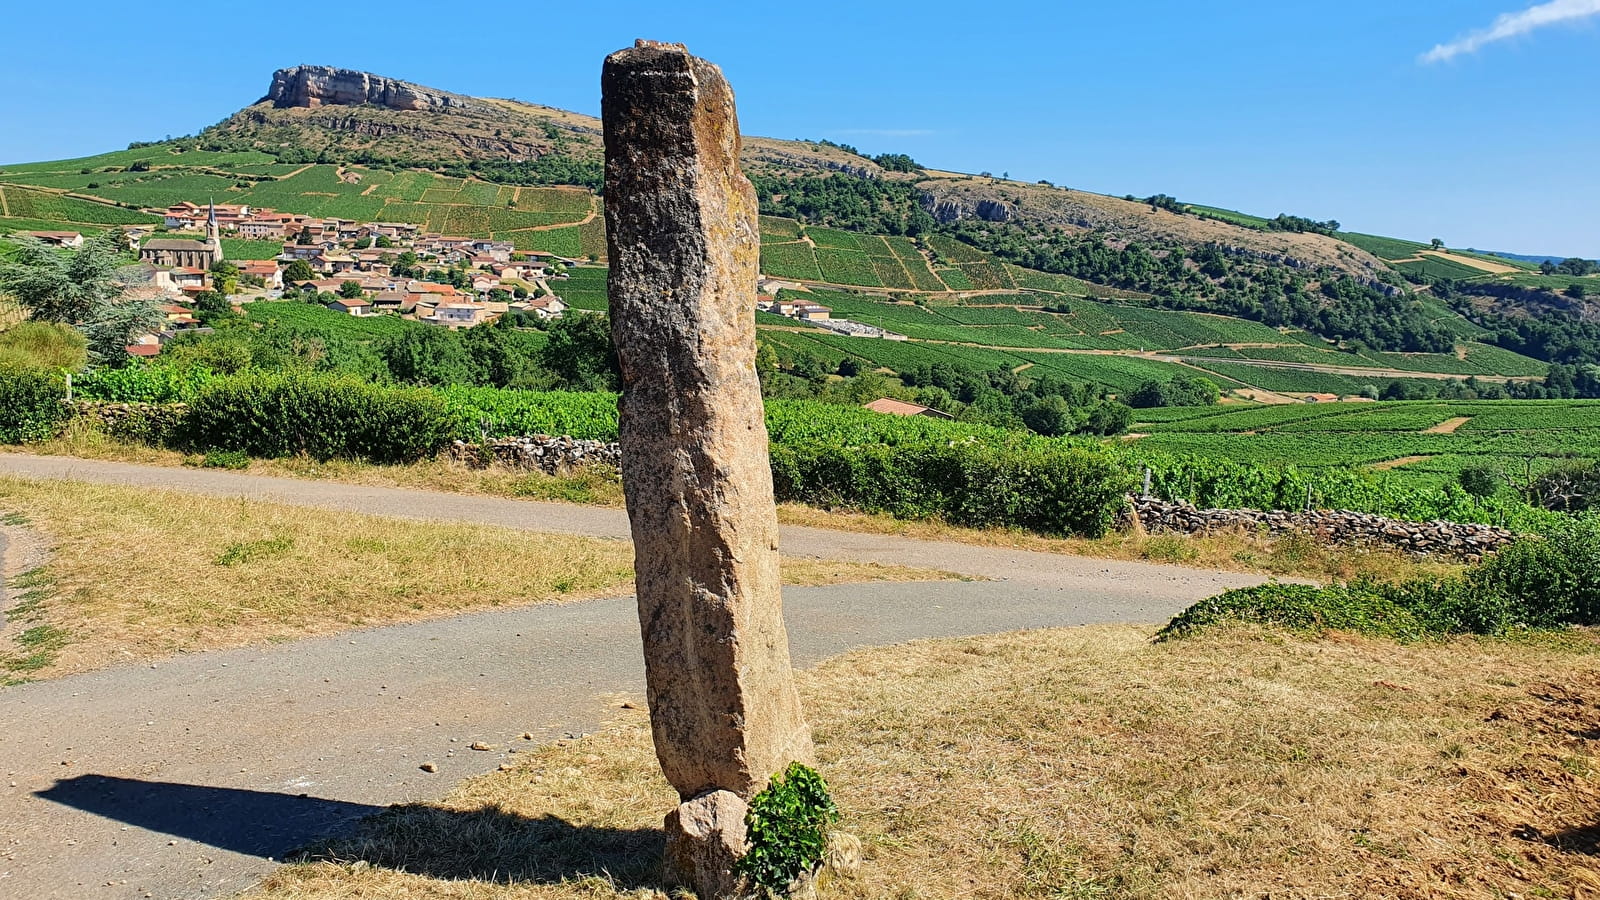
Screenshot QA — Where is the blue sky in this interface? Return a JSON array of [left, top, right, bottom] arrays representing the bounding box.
[[2, 1, 1595, 256]]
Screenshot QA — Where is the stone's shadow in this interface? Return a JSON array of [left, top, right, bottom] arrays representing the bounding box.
[[1521, 821, 1600, 857], [308, 798, 664, 887], [38, 774, 663, 887], [37, 774, 379, 858]]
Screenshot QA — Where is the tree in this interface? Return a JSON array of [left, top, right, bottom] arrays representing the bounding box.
[[538, 313, 619, 391], [393, 251, 420, 275], [1080, 401, 1132, 436], [283, 259, 316, 283], [338, 280, 364, 299], [0, 232, 162, 365], [379, 327, 473, 385], [81, 295, 164, 365], [0, 232, 125, 323], [1457, 465, 1500, 500], [461, 321, 527, 388], [1126, 380, 1167, 409], [1020, 395, 1074, 436], [191, 290, 233, 325], [375, 235, 394, 249], [1430, 238, 1445, 250]]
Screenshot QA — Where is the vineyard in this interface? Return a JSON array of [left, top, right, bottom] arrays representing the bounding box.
[[0, 161, 596, 247], [42, 352, 1592, 532], [1129, 399, 1600, 499], [0, 185, 160, 225]]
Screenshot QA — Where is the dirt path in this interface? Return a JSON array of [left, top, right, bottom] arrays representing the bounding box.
[[0, 455, 1271, 900], [1424, 416, 1472, 434], [1371, 455, 1433, 470], [0, 186, 9, 217]]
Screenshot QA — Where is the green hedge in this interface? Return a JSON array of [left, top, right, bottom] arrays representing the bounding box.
[[0, 368, 69, 443], [178, 373, 463, 463], [1162, 517, 1600, 638], [771, 438, 1133, 537]]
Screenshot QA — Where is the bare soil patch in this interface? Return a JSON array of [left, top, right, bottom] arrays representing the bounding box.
[[1425, 416, 1473, 434], [1420, 250, 1518, 275], [1372, 454, 1433, 470]]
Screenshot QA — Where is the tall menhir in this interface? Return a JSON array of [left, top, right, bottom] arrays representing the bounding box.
[[601, 40, 815, 899]]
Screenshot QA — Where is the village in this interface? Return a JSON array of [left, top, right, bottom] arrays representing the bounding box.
[[14, 201, 592, 355], [15, 202, 902, 357]]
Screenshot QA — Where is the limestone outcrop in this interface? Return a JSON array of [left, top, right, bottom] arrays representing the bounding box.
[[266, 66, 481, 112], [602, 38, 815, 898]]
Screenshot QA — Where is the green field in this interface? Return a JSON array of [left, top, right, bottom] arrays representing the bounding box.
[[1337, 232, 1429, 261], [1189, 204, 1272, 228], [1393, 256, 1490, 281], [0, 185, 160, 225], [221, 238, 285, 260], [1128, 399, 1600, 497]]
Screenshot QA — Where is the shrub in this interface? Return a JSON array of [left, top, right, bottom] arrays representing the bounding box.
[[737, 763, 840, 894], [200, 448, 250, 470], [770, 438, 1131, 537], [0, 321, 87, 371], [1159, 582, 1431, 641], [1162, 517, 1600, 639], [178, 372, 464, 463], [0, 368, 69, 443], [75, 365, 218, 403]]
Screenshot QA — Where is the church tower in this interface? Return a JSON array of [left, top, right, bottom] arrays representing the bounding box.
[[206, 198, 224, 264]]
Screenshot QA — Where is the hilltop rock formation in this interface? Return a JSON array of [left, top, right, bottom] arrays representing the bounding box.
[[267, 65, 481, 112]]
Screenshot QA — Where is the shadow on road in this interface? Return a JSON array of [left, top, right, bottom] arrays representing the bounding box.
[[39, 774, 664, 887], [37, 775, 380, 858]]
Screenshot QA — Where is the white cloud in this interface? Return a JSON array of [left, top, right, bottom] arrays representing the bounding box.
[[1421, 0, 1600, 62]]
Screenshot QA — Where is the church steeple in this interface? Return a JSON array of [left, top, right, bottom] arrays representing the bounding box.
[[206, 197, 224, 263]]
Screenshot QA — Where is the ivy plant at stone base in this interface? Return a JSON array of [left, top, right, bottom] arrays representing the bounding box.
[[736, 762, 842, 896]]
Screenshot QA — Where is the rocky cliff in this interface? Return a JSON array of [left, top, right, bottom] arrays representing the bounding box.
[[267, 65, 483, 112]]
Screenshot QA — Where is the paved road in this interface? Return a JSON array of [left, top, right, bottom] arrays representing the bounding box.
[[0, 454, 1273, 899]]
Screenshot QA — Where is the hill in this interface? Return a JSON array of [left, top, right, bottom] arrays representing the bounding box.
[[0, 63, 1584, 396]]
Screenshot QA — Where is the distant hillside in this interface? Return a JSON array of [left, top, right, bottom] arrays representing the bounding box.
[[2, 63, 1590, 387], [1477, 250, 1575, 266]]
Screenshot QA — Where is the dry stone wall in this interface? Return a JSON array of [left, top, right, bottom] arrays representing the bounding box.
[[449, 435, 620, 474], [1130, 496, 1515, 561]]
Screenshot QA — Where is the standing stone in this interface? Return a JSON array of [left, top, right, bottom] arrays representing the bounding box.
[[602, 40, 814, 897]]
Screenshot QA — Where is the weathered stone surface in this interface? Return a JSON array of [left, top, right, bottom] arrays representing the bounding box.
[[663, 790, 749, 898], [267, 65, 480, 112], [1128, 495, 1517, 561], [602, 40, 813, 805]]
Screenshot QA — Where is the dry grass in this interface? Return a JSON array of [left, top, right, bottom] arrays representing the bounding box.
[[6, 432, 1456, 586], [0, 477, 956, 679], [777, 504, 1460, 585], [15, 423, 630, 507], [248, 625, 1600, 899]]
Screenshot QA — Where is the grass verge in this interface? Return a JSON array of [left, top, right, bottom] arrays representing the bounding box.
[[0, 476, 957, 679], [249, 625, 1600, 899], [5, 429, 1456, 585]]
